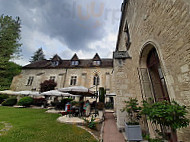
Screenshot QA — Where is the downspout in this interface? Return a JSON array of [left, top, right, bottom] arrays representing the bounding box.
[[63, 68, 68, 87]]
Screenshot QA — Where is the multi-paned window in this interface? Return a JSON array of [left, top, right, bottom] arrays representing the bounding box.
[[71, 61, 79, 66], [70, 76, 77, 86], [26, 76, 34, 86], [52, 61, 59, 66], [93, 74, 100, 86], [93, 61, 101, 66], [50, 76, 56, 81]]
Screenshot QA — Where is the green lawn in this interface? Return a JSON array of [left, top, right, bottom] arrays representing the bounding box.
[[0, 123, 4, 130], [0, 106, 97, 142]]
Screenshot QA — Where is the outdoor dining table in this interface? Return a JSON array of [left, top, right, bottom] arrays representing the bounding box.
[[72, 106, 82, 117]]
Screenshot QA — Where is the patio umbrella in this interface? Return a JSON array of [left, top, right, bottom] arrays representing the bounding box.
[[16, 91, 40, 96], [41, 90, 71, 97], [58, 86, 94, 96], [0, 90, 19, 95]]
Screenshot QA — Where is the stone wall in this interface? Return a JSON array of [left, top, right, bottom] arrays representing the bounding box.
[[11, 67, 113, 93], [114, 0, 190, 141], [61, 67, 113, 92], [11, 69, 66, 91]]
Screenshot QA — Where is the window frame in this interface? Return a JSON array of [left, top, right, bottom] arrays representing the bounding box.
[[49, 76, 56, 81], [70, 76, 77, 86], [71, 61, 79, 66], [93, 60, 101, 66], [93, 74, 100, 86], [26, 76, 34, 86]]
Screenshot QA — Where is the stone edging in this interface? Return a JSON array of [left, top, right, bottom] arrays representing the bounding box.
[[77, 125, 99, 141], [99, 120, 105, 142], [0, 122, 12, 136]]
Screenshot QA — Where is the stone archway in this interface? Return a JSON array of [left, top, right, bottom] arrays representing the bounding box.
[[138, 43, 178, 141], [139, 43, 170, 102]]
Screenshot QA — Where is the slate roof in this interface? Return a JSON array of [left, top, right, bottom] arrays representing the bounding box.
[[23, 54, 113, 69], [71, 53, 79, 61], [51, 54, 62, 61], [93, 53, 101, 61]]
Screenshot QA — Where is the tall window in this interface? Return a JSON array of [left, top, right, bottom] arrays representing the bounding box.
[[71, 61, 79, 66], [70, 76, 77, 86], [93, 74, 100, 86], [50, 76, 56, 81], [147, 48, 169, 102], [26, 76, 34, 86]]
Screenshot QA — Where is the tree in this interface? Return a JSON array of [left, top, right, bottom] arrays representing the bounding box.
[[0, 62, 21, 91], [0, 15, 22, 91], [0, 15, 21, 64], [30, 48, 45, 63], [99, 87, 105, 103], [40, 80, 57, 93]]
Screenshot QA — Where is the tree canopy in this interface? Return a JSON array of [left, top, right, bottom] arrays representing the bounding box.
[[0, 15, 21, 63], [0, 15, 22, 90], [30, 48, 45, 63]]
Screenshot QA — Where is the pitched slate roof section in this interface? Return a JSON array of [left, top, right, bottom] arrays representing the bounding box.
[[71, 53, 79, 61], [52, 54, 62, 61], [23, 58, 113, 69], [93, 53, 101, 61]]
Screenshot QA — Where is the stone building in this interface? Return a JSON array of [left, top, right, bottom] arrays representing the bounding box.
[[11, 53, 113, 94], [113, 0, 190, 141]]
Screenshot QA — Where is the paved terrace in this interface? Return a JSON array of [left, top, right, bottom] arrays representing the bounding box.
[[103, 112, 125, 142]]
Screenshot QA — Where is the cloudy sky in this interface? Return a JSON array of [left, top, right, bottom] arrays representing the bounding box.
[[0, 0, 122, 65]]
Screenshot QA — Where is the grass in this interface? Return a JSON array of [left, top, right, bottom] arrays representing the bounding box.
[[0, 123, 4, 130], [0, 106, 97, 142]]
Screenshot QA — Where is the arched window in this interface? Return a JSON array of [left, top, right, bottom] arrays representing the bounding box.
[[93, 74, 100, 86], [147, 48, 169, 102]]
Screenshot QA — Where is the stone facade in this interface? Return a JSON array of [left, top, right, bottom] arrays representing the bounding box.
[[114, 0, 190, 141], [11, 54, 113, 94]]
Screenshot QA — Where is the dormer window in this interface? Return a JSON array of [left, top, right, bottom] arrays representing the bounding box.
[[71, 61, 79, 66], [93, 61, 101, 66], [51, 54, 62, 67], [52, 61, 59, 66]]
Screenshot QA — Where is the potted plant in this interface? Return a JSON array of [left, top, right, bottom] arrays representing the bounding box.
[[97, 102, 105, 120], [142, 100, 189, 142], [121, 98, 143, 141]]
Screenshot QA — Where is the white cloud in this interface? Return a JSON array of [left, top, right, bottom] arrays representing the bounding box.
[[0, 0, 123, 65]]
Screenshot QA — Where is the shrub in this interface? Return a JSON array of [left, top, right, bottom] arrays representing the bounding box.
[[97, 102, 105, 110], [40, 80, 57, 92], [99, 87, 105, 103], [142, 100, 189, 141], [142, 100, 189, 130], [121, 98, 141, 125], [2, 97, 17, 106], [105, 102, 113, 109], [84, 116, 96, 130], [18, 97, 33, 107], [0, 94, 9, 104], [71, 101, 78, 106], [33, 98, 46, 106]]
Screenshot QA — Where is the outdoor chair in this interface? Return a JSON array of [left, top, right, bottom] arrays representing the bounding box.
[[66, 104, 73, 117]]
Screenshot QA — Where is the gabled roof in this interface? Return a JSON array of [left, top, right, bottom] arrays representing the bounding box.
[[23, 54, 113, 69], [71, 53, 79, 61], [51, 54, 62, 61], [93, 53, 101, 61]]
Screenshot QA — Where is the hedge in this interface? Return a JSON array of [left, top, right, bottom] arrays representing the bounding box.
[[2, 97, 17, 106], [18, 97, 33, 107], [0, 94, 9, 104]]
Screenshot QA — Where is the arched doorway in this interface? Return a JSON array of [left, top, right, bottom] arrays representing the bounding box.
[[138, 43, 176, 141]]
